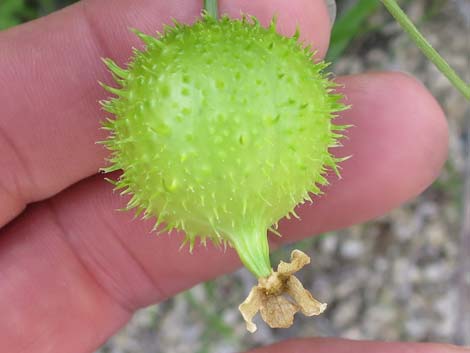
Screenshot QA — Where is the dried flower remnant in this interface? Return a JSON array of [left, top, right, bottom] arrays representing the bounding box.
[[239, 250, 327, 333]]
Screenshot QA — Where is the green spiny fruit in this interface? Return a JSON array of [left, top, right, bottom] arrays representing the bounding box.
[[100, 15, 348, 278]]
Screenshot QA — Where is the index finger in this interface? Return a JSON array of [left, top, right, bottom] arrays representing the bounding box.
[[0, 0, 331, 227]]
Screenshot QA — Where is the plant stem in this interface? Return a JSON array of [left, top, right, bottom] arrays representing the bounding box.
[[381, 0, 470, 101], [204, 0, 218, 19], [230, 229, 272, 278]]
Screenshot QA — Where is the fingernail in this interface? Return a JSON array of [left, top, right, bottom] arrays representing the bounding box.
[[325, 0, 337, 28]]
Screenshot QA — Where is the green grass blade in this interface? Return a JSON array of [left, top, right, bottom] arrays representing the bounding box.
[[327, 0, 381, 62]]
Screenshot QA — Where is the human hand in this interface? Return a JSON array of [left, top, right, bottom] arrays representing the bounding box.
[[0, 0, 455, 352]]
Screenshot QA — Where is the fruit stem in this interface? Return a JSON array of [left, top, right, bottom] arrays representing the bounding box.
[[381, 0, 470, 101], [230, 229, 272, 278], [204, 0, 219, 20]]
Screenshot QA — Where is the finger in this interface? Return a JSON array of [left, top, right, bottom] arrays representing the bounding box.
[[0, 0, 330, 227], [249, 338, 468, 353], [277, 71, 449, 240], [0, 72, 448, 353]]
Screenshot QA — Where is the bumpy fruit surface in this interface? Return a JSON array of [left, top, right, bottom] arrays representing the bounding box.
[[100, 15, 347, 278]]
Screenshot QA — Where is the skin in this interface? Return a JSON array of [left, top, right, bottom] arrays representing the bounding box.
[[0, 0, 459, 352]]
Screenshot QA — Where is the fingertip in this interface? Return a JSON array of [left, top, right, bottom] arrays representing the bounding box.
[[393, 71, 449, 180], [277, 71, 449, 238], [339, 71, 449, 187]]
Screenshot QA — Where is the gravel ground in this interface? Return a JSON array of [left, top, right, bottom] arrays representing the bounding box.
[[95, 1, 470, 352]]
